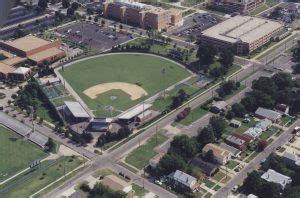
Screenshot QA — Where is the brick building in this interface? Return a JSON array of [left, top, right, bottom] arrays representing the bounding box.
[[103, 0, 182, 30]]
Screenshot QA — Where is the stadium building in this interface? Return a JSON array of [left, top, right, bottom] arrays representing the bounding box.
[[103, 0, 182, 30], [0, 35, 65, 80], [200, 16, 284, 55], [207, 0, 265, 14]]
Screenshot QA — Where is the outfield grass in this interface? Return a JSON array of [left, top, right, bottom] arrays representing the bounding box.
[[2, 156, 85, 198], [125, 132, 168, 169], [0, 126, 47, 182], [61, 54, 191, 117]]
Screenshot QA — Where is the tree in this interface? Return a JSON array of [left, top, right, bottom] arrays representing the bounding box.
[[197, 125, 215, 147], [261, 153, 286, 173], [62, 0, 70, 8], [219, 80, 237, 97], [252, 77, 278, 97], [196, 43, 216, 71], [81, 133, 93, 144], [231, 103, 247, 117], [241, 171, 263, 194], [241, 96, 257, 112], [219, 50, 234, 68], [170, 135, 198, 159], [258, 140, 268, 151], [204, 149, 215, 163], [89, 183, 125, 198], [209, 116, 227, 139], [158, 152, 187, 174], [272, 72, 293, 90], [258, 182, 281, 198], [38, 0, 48, 10], [45, 138, 55, 152], [67, 8, 75, 17], [71, 2, 80, 10]]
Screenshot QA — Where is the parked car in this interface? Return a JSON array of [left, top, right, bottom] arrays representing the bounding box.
[[125, 175, 131, 181], [119, 172, 124, 177], [155, 180, 162, 185]]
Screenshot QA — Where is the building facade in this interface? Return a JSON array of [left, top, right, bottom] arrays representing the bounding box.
[[103, 0, 182, 30]]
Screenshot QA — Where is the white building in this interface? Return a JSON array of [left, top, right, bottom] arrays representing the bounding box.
[[261, 169, 292, 189], [168, 170, 197, 191]]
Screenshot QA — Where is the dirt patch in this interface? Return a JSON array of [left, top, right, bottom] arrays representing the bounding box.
[[83, 82, 148, 100]]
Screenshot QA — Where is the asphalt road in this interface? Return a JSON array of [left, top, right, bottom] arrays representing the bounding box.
[[214, 119, 300, 198]]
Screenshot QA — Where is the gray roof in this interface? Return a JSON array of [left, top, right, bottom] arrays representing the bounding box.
[[64, 101, 90, 118], [29, 132, 49, 147], [255, 119, 272, 131], [192, 157, 218, 176], [230, 119, 242, 126], [0, 111, 31, 136], [220, 143, 240, 155], [283, 152, 300, 166], [118, 103, 152, 120], [169, 170, 197, 188], [255, 107, 282, 121], [244, 127, 262, 139], [212, 101, 228, 110], [226, 135, 245, 146], [261, 169, 292, 189]]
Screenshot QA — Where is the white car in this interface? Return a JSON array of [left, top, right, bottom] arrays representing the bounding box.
[[154, 180, 162, 185], [232, 185, 238, 192]]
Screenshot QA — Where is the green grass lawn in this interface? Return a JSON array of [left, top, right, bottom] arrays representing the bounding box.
[[245, 151, 259, 163], [260, 128, 275, 140], [0, 126, 47, 182], [178, 106, 207, 126], [35, 99, 61, 125], [280, 115, 293, 126], [1, 156, 85, 198], [213, 185, 221, 191], [212, 171, 225, 182], [132, 183, 149, 197], [203, 179, 216, 188], [224, 125, 249, 136], [182, 0, 203, 7], [225, 160, 239, 169], [60, 54, 191, 117], [51, 95, 76, 107], [125, 132, 168, 169]]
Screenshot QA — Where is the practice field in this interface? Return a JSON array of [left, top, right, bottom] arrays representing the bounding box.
[[60, 54, 191, 117], [0, 126, 47, 182]]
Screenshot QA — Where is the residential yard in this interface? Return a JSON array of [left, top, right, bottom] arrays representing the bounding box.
[[203, 179, 216, 188], [0, 126, 47, 182], [212, 171, 226, 182], [132, 184, 149, 197], [260, 128, 276, 140], [225, 160, 239, 169], [178, 106, 208, 126], [280, 115, 293, 126], [125, 132, 168, 169], [224, 125, 249, 136]]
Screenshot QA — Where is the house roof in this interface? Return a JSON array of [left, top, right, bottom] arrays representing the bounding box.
[[220, 143, 240, 155], [169, 170, 197, 188], [255, 107, 282, 121], [192, 157, 218, 176], [244, 127, 263, 139], [212, 101, 228, 110], [101, 175, 131, 191], [255, 119, 272, 130], [261, 169, 292, 188], [118, 103, 152, 120], [226, 135, 246, 146], [64, 101, 90, 118], [28, 47, 65, 63], [230, 119, 242, 126], [202, 143, 231, 160], [12, 67, 30, 75]]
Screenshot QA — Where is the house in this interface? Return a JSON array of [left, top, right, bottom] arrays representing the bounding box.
[[149, 152, 165, 168], [255, 107, 282, 122], [225, 135, 248, 151], [275, 104, 289, 115], [101, 175, 132, 193], [229, 119, 242, 128], [220, 143, 240, 156], [9, 67, 31, 81], [232, 133, 253, 143], [255, 119, 272, 131], [202, 143, 232, 165], [211, 101, 228, 113], [244, 127, 263, 139], [192, 157, 218, 176], [261, 169, 292, 189], [168, 170, 198, 191], [282, 152, 300, 170]]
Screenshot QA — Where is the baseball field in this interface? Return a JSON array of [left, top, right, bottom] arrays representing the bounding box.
[[60, 53, 191, 117]]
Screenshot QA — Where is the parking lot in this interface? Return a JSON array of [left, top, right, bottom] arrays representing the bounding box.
[[260, 3, 300, 26], [56, 22, 135, 52], [166, 13, 223, 42]]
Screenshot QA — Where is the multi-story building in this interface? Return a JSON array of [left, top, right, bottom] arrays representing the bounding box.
[[200, 16, 284, 55], [207, 0, 265, 14], [103, 0, 182, 30]]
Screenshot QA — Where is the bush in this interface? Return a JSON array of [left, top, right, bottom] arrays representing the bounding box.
[[80, 183, 91, 192]]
